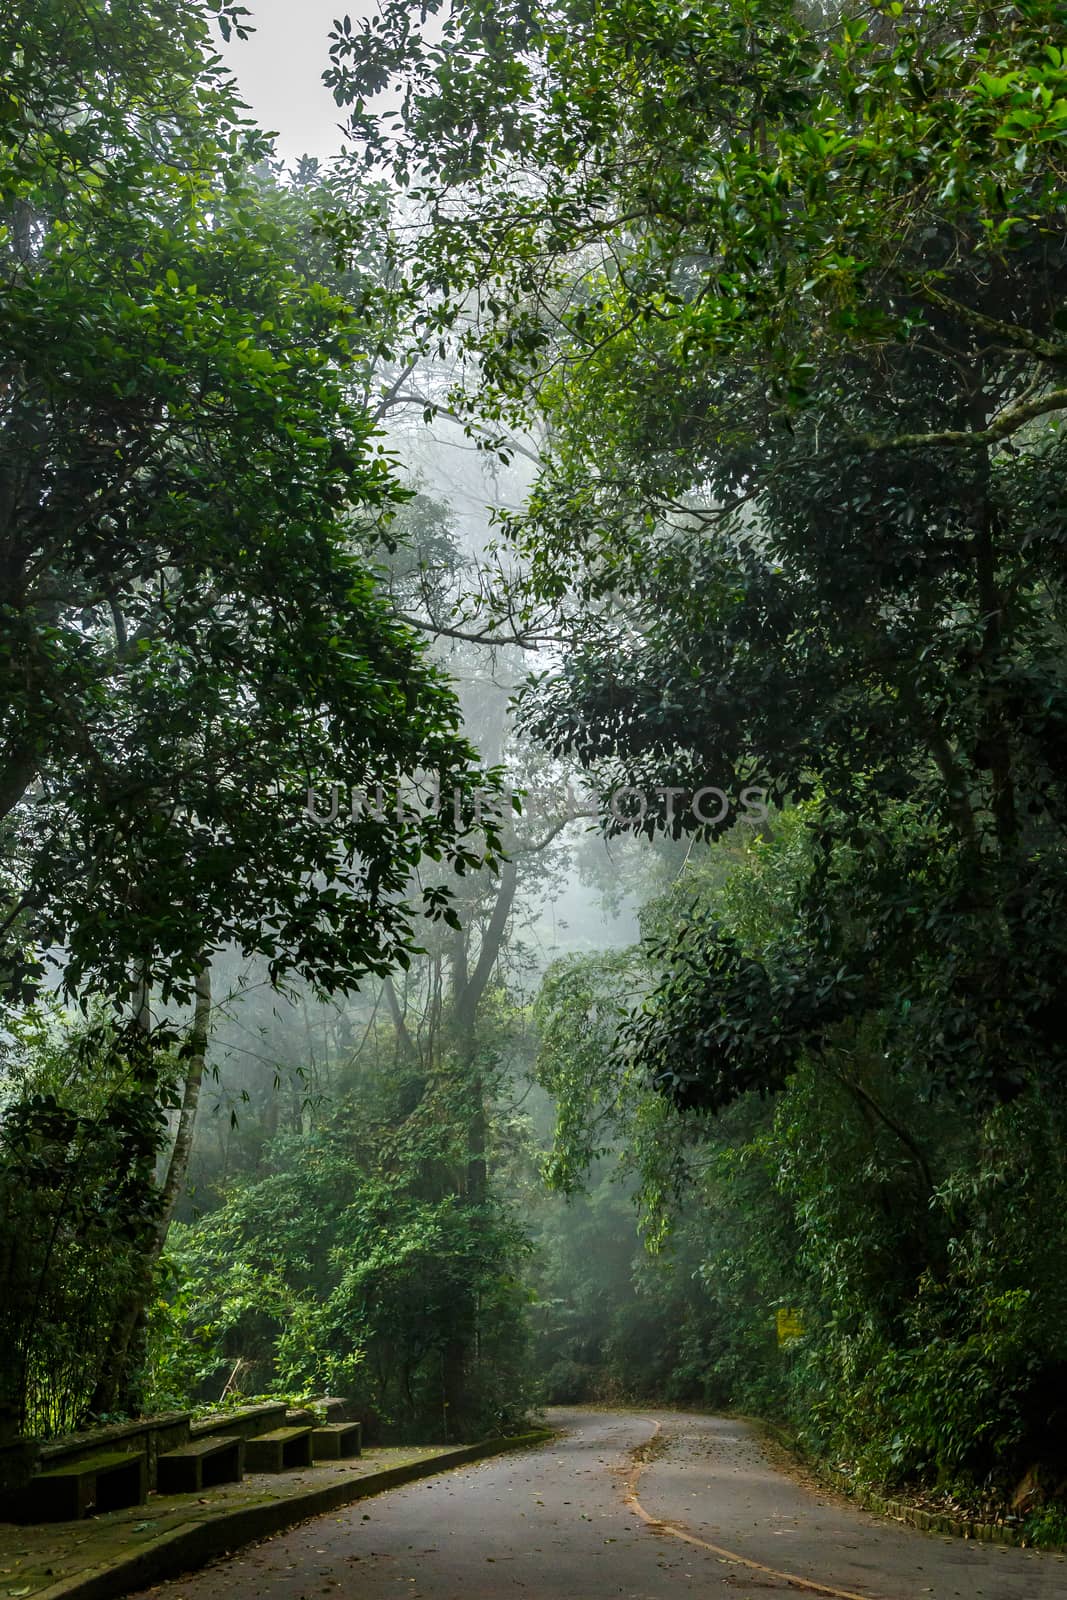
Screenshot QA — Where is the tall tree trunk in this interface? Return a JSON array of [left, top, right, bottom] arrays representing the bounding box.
[[384, 974, 418, 1062], [156, 964, 211, 1231], [438, 860, 517, 1434], [89, 963, 211, 1417]]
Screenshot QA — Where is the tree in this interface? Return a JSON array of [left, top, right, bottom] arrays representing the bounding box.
[[1, 0, 499, 1014], [325, 0, 1067, 1110], [0, 1008, 174, 1435], [327, 0, 1067, 446], [0, 0, 512, 1423]]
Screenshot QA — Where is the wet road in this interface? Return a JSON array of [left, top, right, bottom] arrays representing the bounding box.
[[131, 1409, 1067, 1600]]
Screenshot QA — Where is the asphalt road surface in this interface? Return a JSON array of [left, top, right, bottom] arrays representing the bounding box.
[[132, 1409, 1067, 1600]]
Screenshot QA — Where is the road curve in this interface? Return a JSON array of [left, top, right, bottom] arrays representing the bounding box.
[[129, 1409, 1067, 1600]]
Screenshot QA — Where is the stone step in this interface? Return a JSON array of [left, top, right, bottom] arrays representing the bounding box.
[[311, 1422, 362, 1461], [244, 1426, 314, 1474], [15, 1449, 147, 1522], [157, 1434, 244, 1494]]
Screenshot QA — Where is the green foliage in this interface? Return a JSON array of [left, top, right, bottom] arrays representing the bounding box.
[[1023, 1503, 1067, 1551], [147, 1047, 533, 1441], [0, 1006, 174, 1434], [784, 1082, 1067, 1488], [330, 0, 1067, 428], [1, 0, 498, 1011], [531, 822, 1067, 1497], [528, 1172, 652, 1402], [527, 1126, 791, 1414], [534, 951, 642, 1192]]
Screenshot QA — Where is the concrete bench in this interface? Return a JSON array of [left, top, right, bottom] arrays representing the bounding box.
[[157, 1434, 244, 1494], [16, 1449, 147, 1522], [311, 1421, 362, 1461], [243, 1426, 313, 1473]]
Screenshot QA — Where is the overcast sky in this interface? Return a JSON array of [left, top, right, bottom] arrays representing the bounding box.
[[219, 0, 359, 165]]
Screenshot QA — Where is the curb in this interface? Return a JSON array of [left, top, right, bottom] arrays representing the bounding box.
[[748, 1418, 1065, 1555], [31, 1430, 554, 1600]]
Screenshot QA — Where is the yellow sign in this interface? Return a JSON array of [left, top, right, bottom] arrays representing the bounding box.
[[776, 1307, 805, 1346]]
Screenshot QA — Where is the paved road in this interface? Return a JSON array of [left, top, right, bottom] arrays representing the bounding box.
[[131, 1409, 1067, 1600]]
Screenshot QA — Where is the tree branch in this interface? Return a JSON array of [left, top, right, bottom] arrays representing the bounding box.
[[835, 1068, 934, 1194], [513, 811, 597, 854], [455, 856, 518, 1032], [864, 386, 1067, 452], [918, 283, 1067, 368], [393, 608, 568, 648]]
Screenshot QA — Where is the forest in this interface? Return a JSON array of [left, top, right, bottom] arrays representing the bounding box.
[[2, 0, 1067, 1552]]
